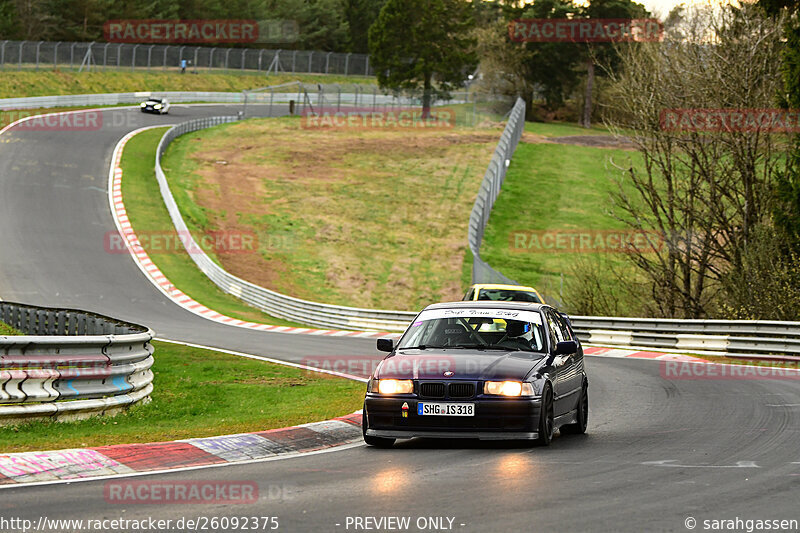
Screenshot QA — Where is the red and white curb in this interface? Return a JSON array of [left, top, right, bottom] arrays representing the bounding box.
[[0, 412, 363, 487], [107, 128, 400, 341], [584, 346, 707, 362]]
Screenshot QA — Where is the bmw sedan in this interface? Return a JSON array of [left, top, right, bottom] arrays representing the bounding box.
[[362, 301, 588, 447]]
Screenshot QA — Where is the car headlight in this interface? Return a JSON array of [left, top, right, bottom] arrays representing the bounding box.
[[484, 381, 534, 397], [154, 104, 162, 109], [140, 103, 146, 107], [375, 379, 414, 395]]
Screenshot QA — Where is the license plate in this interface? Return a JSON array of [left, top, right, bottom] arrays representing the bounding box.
[[417, 402, 475, 417]]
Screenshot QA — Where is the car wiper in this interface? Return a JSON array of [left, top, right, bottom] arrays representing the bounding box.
[[399, 345, 446, 350], [448, 344, 510, 351]]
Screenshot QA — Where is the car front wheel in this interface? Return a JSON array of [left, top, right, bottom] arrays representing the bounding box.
[[534, 385, 554, 446], [561, 380, 588, 435]]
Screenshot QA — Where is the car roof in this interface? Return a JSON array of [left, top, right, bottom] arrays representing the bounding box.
[[422, 300, 548, 312], [469, 283, 538, 292]]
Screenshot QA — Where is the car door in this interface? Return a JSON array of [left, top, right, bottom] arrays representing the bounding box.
[[554, 312, 582, 412], [544, 309, 571, 416]]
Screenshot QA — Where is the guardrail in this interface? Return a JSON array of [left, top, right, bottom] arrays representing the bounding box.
[[467, 97, 526, 285], [0, 301, 155, 425], [0, 87, 374, 110], [570, 316, 800, 357], [142, 102, 800, 356]]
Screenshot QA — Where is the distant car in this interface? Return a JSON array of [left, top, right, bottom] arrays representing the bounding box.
[[140, 97, 170, 114], [463, 283, 544, 304], [362, 301, 588, 447]]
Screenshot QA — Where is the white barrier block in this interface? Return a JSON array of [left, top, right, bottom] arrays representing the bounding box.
[[588, 329, 634, 346], [676, 334, 730, 351]]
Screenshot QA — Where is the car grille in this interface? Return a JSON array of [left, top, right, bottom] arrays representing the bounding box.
[[448, 382, 476, 399], [418, 381, 476, 399], [419, 382, 446, 398]]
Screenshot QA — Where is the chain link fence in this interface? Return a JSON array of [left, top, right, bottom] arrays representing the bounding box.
[[0, 40, 372, 76], [468, 97, 526, 285], [242, 82, 516, 128]]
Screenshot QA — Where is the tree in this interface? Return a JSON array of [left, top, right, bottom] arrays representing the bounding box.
[[368, 0, 476, 117], [343, 0, 386, 53], [580, 0, 648, 128], [603, 3, 786, 318], [758, 0, 800, 255], [518, 0, 583, 113]]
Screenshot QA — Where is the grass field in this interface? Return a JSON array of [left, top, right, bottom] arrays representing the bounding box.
[[0, 341, 364, 452], [120, 128, 306, 327], [0, 71, 374, 99], [160, 116, 501, 311]]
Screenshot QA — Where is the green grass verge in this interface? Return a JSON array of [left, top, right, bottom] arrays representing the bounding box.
[[121, 127, 307, 327], [0, 71, 375, 99], [524, 121, 615, 137], [0, 321, 22, 335], [481, 140, 645, 310], [0, 340, 364, 453], [159, 117, 498, 310]]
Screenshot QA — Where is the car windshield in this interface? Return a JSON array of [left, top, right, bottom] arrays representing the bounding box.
[[399, 309, 546, 353], [477, 288, 542, 303]]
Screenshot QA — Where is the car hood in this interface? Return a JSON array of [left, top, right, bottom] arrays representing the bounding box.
[[375, 349, 546, 381]]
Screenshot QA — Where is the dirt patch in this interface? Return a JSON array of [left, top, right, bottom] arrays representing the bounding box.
[[521, 131, 635, 150], [174, 119, 501, 308]]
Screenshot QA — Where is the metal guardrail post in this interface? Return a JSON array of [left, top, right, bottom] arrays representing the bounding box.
[[19, 41, 26, 70]]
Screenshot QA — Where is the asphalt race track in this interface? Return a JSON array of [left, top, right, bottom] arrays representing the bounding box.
[[1, 106, 798, 532]]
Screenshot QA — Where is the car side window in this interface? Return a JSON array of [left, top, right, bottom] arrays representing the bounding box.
[[463, 289, 475, 301], [554, 313, 573, 341], [544, 310, 562, 349]]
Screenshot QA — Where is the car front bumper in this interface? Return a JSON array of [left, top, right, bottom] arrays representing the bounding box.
[[364, 395, 542, 440]]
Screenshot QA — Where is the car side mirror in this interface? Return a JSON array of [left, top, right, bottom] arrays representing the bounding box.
[[553, 340, 578, 356], [377, 338, 394, 352]]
